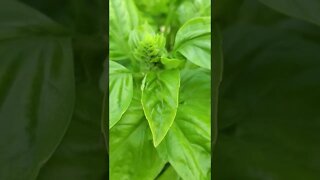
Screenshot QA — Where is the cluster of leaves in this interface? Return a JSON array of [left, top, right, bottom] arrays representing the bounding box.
[[214, 0, 320, 179], [108, 0, 214, 179], [0, 0, 107, 179]]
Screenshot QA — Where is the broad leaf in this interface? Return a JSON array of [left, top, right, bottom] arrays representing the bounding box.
[[259, 0, 320, 26], [109, 60, 133, 129], [0, 1, 74, 179], [173, 17, 211, 69], [110, 87, 166, 179], [214, 23, 320, 179], [141, 69, 180, 147], [177, 0, 211, 24], [37, 82, 107, 180], [157, 69, 211, 180], [110, 0, 140, 61], [156, 166, 180, 180]]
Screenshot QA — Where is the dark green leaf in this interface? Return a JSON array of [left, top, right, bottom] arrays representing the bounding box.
[[141, 69, 180, 147], [259, 0, 320, 26], [37, 83, 107, 180], [0, 1, 74, 179]]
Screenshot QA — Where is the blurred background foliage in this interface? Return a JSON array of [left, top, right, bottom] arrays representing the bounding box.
[[214, 0, 320, 179], [1, 0, 320, 179], [0, 0, 108, 180]]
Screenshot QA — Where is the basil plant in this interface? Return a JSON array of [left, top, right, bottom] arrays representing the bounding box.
[[108, 0, 212, 179]]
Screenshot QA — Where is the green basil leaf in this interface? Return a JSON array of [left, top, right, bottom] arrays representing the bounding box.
[[37, 82, 107, 180], [160, 57, 184, 69], [110, 88, 166, 180], [109, 60, 133, 129], [141, 69, 180, 147], [0, 1, 74, 179], [173, 17, 211, 70], [156, 166, 180, 180], [177, 0, 211, 24], [157, 69, 211, 180], [215, 23, 320, 179], [110, 0, 140, 61], [259, 0, 320, 26]]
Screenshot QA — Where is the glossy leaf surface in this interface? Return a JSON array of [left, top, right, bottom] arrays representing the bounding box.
[[173, 17, 211, 69], [157, 69, 211, 180], [141, 69, 180, 147], [110, 87, 166, 179], [109, 60, 133, 129], [0, 1, 74, 179], [110, 0, 140, 61]]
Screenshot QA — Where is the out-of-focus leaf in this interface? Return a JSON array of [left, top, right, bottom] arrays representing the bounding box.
[[212, 23, 223, 150], [110, 0, 140, 61], [109, 60, 133, 129], [173, 17, 211, 69], [157, 69, 211, 180], [177, 0, 211, 24], [37, 82, 107, 180], [110, 87, 166, 179], [141, 69, 180, 147], [0, 1, 74, 179], [259, 0, 320, 26], [160, 57, 184, 69], [156, 166, 180, 180], [215, 23, 320, 179]]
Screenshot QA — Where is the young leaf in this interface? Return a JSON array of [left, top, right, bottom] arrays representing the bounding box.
[[110, 88, 166, 179], [259, 0, 320, 26], [0, 1, 74, 179], [157, 69, 211, 180], [141, 69, 180, 147], [109, 60, 133, 129], [173, 17, 211, 69]]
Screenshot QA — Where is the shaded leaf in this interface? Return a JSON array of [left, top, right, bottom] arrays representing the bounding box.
[[0, 1, 74, 179], [37, 82, 107, 180], [259, 0, 320, 26]]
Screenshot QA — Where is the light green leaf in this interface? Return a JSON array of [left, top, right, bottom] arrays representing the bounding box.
[[156, 166, 180, 180], [160, 57, 184, 69], [0, 1, 74, 179], [109, 60, 133, 129], [110, 87, 166, 180], [141, 69, 180, 147], [157, 69, 211, 180], [110, 0, 140, 61], [259, 0, 320, 26], [177, 0, 211, 24], [173, 17, 211, 69]]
